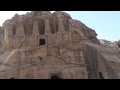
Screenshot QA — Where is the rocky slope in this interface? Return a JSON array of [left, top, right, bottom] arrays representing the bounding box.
[[99, 39, 120, 48], [82, 42, 120, 79]]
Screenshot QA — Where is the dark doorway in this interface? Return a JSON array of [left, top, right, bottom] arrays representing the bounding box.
[[118, 44, 120, 48], [50, 75, 62, 79], [10, 77, 15, 79], [99, 72, 104, 79], [39, 39, 45, 46]]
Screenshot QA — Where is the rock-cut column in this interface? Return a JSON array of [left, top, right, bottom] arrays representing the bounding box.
[[16, 16, 25, 36], [15, 16, 25, 48], [45, 19, 53, 45], [32, 19, 39, 36], [44, 19, 54, 56], [57, 18, 65, 48], [3, 20, 13, 49], [45, 19, 52, 35], [58, 18, 65, 33], [32, 19, 39, 46]]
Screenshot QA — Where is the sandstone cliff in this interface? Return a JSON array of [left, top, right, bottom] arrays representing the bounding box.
[[0, 11, 119, 79], [82, 42, 120, 79], [1, 11, 99, 50], [99, 39, 119, 48], [0, 26, 4, 47]]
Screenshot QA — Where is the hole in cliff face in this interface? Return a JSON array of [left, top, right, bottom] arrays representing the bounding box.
[[39, 39, 45, 46], [10, 77, 15, 79], [38, 20, 45, 35], [38, 56, 43, 61], [99, 72, 104, 79], [50, 75, 62, 79], [40, 57, 42, 61], [118, 44, 120, 48], [12, 24, 16, 36]]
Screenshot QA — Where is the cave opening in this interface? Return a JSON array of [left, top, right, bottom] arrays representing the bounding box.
[[39, 39, 46, 46], [10, 77, 15, 79], [50, 75, 62, 79], [99, 72, 104, 79]]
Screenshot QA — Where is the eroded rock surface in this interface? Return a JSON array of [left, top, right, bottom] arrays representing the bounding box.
[[0, 27, 4, 47], [0, 11, 119, 79]]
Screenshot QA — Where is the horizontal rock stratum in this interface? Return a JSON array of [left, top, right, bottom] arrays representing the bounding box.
[[0, 11, 119, 79]]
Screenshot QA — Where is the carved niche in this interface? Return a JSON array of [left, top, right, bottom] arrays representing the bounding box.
[[71, 31, 80, 43]]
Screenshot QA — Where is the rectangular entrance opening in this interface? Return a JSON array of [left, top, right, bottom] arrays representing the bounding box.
[[39, 39, 46, 46]]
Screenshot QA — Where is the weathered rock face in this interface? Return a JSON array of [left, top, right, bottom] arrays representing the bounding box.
[[0, 11, 119, 79], [1, 11, 99, 50], [99, 39, 120, 48], [82, 42, 120, 79], [0, 26, 4, 47], [115, 40, 120, 48]]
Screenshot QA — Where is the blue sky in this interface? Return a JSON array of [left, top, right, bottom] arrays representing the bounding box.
[[0, 11, 120, 41], [64, 11, 120, 41]]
